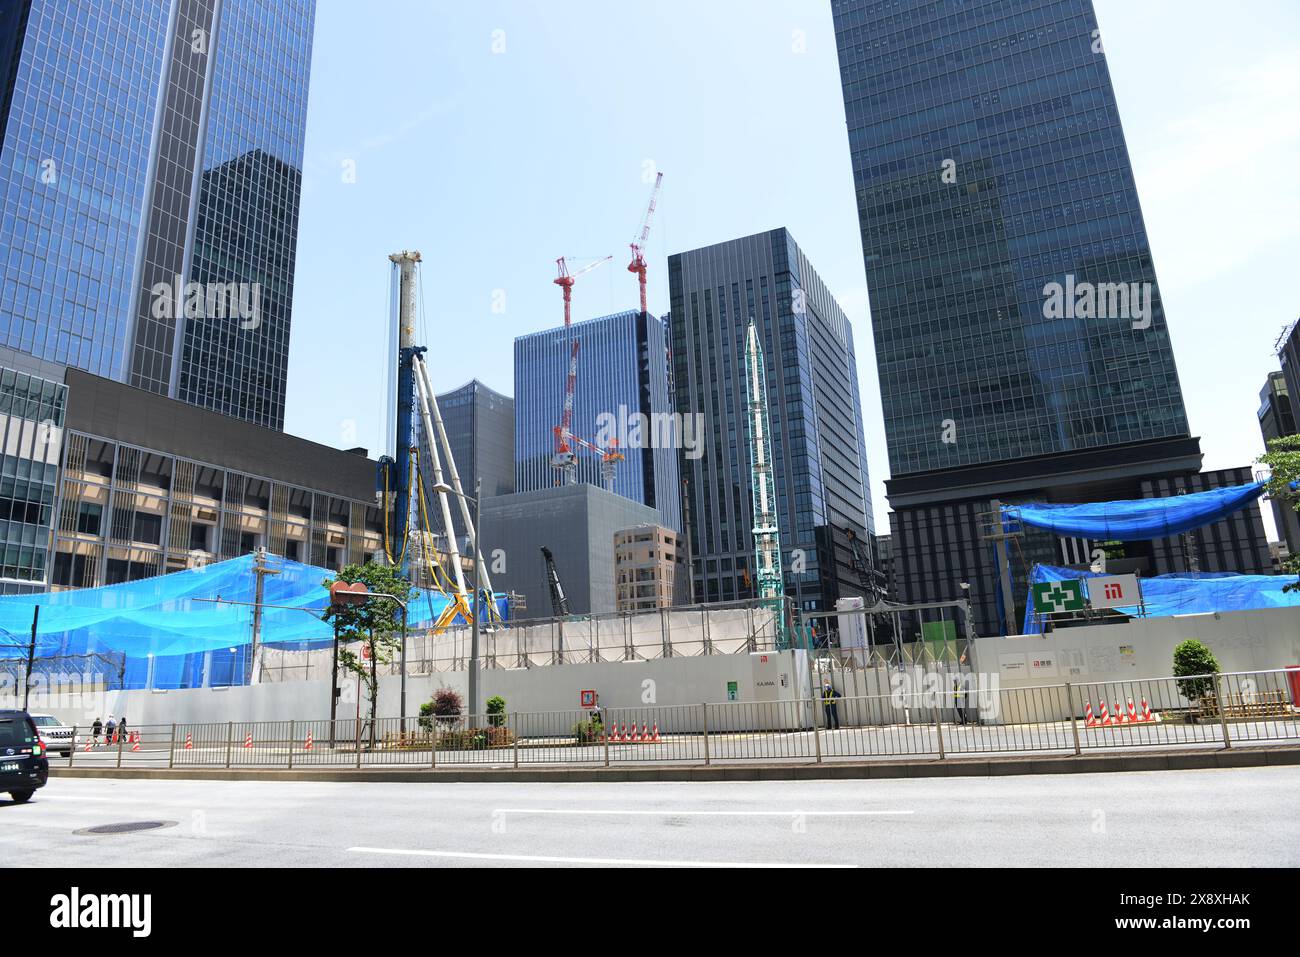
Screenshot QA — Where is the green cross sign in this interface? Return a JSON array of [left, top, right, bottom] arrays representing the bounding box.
[[1032, 580, 1085, 613]]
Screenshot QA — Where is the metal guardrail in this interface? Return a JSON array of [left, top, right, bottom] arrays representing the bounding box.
[[52, 668, 1300, 771]]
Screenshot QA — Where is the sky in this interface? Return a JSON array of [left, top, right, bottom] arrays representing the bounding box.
[[286, 0, 1300, 536]]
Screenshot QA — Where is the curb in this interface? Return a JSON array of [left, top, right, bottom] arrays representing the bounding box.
[[49, 745, 1300, 785]]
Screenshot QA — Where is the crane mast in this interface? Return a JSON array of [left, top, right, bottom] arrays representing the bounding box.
[[744, 321, 786, 646]]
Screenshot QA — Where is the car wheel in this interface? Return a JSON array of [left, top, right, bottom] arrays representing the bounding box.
[[8, 790, 34, 804]]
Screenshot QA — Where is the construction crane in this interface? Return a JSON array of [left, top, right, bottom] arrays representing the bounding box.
[[554, 255, 612, 330], [551, 255, 613, 486], [744, 321, 786, 647], [627, 172, 663, 316], [555, 430, 625, 491], [540, 546, 570, 618]]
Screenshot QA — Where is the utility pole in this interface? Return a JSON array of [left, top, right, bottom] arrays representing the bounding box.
[[988, 500, 1018, 637], [23, 605, 38, 712], [249, 547, 281, 685], [681, 476, 695, 604], [469, 476, 482, 724]]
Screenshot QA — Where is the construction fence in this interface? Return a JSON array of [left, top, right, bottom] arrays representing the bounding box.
[[256, 600, 782, 683], [54, 667, 1300, 770]]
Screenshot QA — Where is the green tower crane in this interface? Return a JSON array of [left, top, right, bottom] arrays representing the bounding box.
[[743, 321, 787, 648]]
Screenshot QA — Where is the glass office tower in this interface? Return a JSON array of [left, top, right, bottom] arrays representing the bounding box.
[[832, 0, 1266, 634], [0, 0, 315, 429], [435, 379, 516, 542], [515, 310, 681, 532], [667, 228, 875, 612]]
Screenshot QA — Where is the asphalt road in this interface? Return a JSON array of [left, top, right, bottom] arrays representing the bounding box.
[[3, 766, 1297, 867]]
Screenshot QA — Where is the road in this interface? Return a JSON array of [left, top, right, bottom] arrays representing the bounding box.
[[3, 766, 1297, 867]]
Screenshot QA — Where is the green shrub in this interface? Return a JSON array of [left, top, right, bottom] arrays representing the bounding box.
[[437, 725, 515, 751], [1173, 639, 1220, 702], [486, 695, 507, 727], [571, 719, 603, 744]]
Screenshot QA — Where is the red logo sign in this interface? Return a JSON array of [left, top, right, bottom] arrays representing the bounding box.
[[1104, 583, 1122, 600], [580, 690, 596, 708]]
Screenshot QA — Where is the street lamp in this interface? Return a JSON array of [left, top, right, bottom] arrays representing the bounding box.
[[431, 477, 485, 722]]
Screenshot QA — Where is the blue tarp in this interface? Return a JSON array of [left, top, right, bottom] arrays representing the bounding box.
[[0, 555, 506, 688], [1003, 482, 1268, 541], [1022, 564, 1300, 634]]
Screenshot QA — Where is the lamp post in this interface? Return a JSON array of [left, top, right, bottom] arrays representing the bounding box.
[[431, 477, 483, 722]]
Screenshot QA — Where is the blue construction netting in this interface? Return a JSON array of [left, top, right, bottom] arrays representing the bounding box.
[[1022, 564, 1300, 634], [1003, 482, 1268, 540], [0, 554, 506, 689]]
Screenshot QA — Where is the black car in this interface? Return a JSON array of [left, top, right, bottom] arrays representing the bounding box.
[[0, 710, 49, 804]]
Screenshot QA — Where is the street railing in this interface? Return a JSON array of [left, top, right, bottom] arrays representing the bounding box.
[[53, 668, 1300, 771]]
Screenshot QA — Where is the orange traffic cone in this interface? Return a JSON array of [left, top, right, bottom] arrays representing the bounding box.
[[84, 737, 93, 752], [649, 723, 661, 742], [1126, 699, 1139, 724], [1099, 701, 1109, 725], [1084, 701, 1096, 727], [243, 731, 253, 749], [130, 736, 141, 752], [184, 732, 193, 750], [630, 723, 641, 743], [1141, 698, 1154, 723], [304, 730, 314, 752]]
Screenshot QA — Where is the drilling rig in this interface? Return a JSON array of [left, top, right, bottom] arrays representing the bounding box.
[[377, 251, 500, 630]]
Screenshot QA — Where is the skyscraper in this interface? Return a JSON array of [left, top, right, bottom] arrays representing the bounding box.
[[435, 379, 515, 542], [667, 228, 875, 612], [0, 0, 314, 428], [0, 0, 317, 592], [514, 310, 681, 532], [832, 0, 1266, 634]]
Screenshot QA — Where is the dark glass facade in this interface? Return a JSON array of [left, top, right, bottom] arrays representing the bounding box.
[[833, 0, 1189, 478], [667, 228, 874, 612], [829, 0, 1265, 635], [435, 379, 515, 542], [0, 0, 314, 429]]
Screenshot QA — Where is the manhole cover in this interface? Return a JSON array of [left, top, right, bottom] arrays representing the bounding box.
[[76, 821, 177, 836]]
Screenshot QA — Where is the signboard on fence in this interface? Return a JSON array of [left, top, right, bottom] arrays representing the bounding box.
[[580, 690, 596, 709], [1031, 579, 1085, 614], [1086, 574, 1141, 610]]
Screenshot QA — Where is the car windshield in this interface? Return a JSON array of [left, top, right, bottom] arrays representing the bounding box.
[[30, 716, 60, 727], [0, 717, 35, 747]]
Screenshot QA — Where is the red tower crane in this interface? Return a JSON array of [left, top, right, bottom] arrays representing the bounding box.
[[627, 172, 664, 316], [551, 256, 612, 484]]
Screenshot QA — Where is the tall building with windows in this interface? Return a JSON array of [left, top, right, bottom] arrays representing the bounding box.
[[0, 0, 314, 429], [667, 228, 876, 613], [435, 379, 515, 542], [514, 310, 681, 532], [0, 0, 318, 592], [832, 0, 1266, 634]]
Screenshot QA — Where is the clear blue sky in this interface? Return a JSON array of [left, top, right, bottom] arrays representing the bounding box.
[[286, 0, 1300, 534]]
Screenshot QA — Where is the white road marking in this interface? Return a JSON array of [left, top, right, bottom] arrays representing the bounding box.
[[347, 847, 856, 867], [492, 808, 913, 817]]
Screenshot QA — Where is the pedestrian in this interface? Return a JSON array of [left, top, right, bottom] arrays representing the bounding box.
[[105, 715, 117, 745], [91, 716, 103, 745], [953, 676, 968, 725], [821, 681, 842, 731], [118, 715, 128, 743]]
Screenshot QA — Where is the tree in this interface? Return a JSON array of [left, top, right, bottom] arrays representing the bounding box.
[[1257, 435, 1300, 590], [486, 695, 506, 727], [321, 561, 413, 745], [1173, 639, 1220, 708]]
